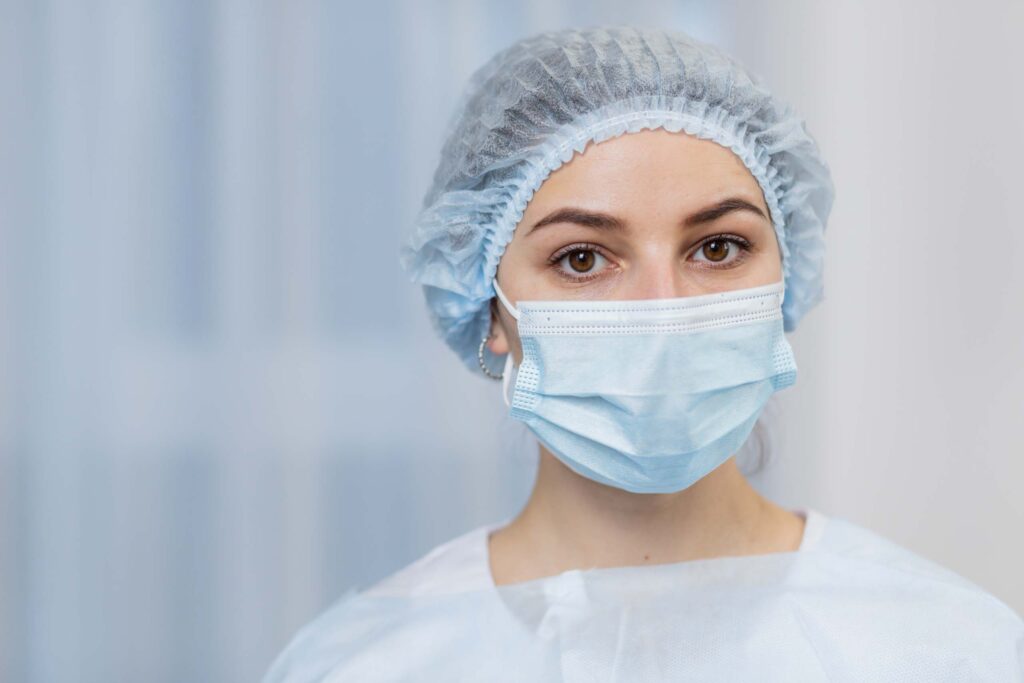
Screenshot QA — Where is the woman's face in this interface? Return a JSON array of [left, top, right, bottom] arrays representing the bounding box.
[[489, 128, 782, 363]]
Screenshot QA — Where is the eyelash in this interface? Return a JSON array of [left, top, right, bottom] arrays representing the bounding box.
[[546, 234, 754, 282]]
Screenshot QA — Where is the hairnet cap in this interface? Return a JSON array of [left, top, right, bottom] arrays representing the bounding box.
[[400, 26, 835, 373]]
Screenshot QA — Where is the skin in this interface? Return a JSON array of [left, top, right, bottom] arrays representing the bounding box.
[[485, 128, 805, 586]]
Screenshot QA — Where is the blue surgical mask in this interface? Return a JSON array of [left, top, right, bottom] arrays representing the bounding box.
[[492, 280, 797, 494]]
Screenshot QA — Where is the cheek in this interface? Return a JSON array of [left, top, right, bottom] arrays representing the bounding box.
[[496, 243, 561, 301], [747, 223, 783, 276], [766, 233, 784, 277]]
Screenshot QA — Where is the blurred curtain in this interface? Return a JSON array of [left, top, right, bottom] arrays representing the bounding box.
[[0, 1, 721, 680]]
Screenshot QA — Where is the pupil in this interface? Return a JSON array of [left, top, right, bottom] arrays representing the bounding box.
[[570, 250, 595, 272]]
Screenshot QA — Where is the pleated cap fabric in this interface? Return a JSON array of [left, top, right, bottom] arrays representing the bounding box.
[[399, 26, 835, 373]]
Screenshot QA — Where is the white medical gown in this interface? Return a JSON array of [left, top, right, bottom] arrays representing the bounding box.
[[265, 510, 1024, 682]]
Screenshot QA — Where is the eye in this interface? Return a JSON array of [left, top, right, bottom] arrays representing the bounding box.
[[690, 235, 749, 266], [550, 245, 609, 280]]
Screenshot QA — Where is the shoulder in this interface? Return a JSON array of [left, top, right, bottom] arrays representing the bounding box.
[[800, 512, 1024, 676], [361, 522, 496, 598], [813, 512, 1014, 601], [263, 523, 500, 682]]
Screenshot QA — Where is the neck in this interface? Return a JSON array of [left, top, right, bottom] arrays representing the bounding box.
[[488, 445, 804, 586]]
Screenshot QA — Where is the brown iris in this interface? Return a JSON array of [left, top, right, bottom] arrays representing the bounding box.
[[567, 249, 596, 272], [701, 239, 730, 262]]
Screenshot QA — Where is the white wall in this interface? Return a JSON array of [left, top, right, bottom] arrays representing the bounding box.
[[730, 0, 1024, 612]]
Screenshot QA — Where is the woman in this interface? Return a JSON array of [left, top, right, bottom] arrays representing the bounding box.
[[266, 26, 1023, 681]]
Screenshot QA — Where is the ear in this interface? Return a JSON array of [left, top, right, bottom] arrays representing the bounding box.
[[486, 298, 511, 356]]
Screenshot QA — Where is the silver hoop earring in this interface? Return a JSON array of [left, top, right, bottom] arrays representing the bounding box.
[[478, 335, 503, 380]]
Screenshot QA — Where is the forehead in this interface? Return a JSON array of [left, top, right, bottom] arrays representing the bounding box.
[[526, 129, 766, 212]]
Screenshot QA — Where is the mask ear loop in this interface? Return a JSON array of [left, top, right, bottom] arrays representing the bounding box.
[[492, 279, 520, 407], [492, 279, 520, 320], [501, 353, 515, 408]]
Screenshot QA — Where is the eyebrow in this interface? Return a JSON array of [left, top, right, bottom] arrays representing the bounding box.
[[683, 197, 768, 226], [528, 207, 625, 234], [528, 197, 768, 236]]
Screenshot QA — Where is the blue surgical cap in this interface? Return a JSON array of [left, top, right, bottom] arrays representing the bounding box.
[[400, 26, 835, 373]]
